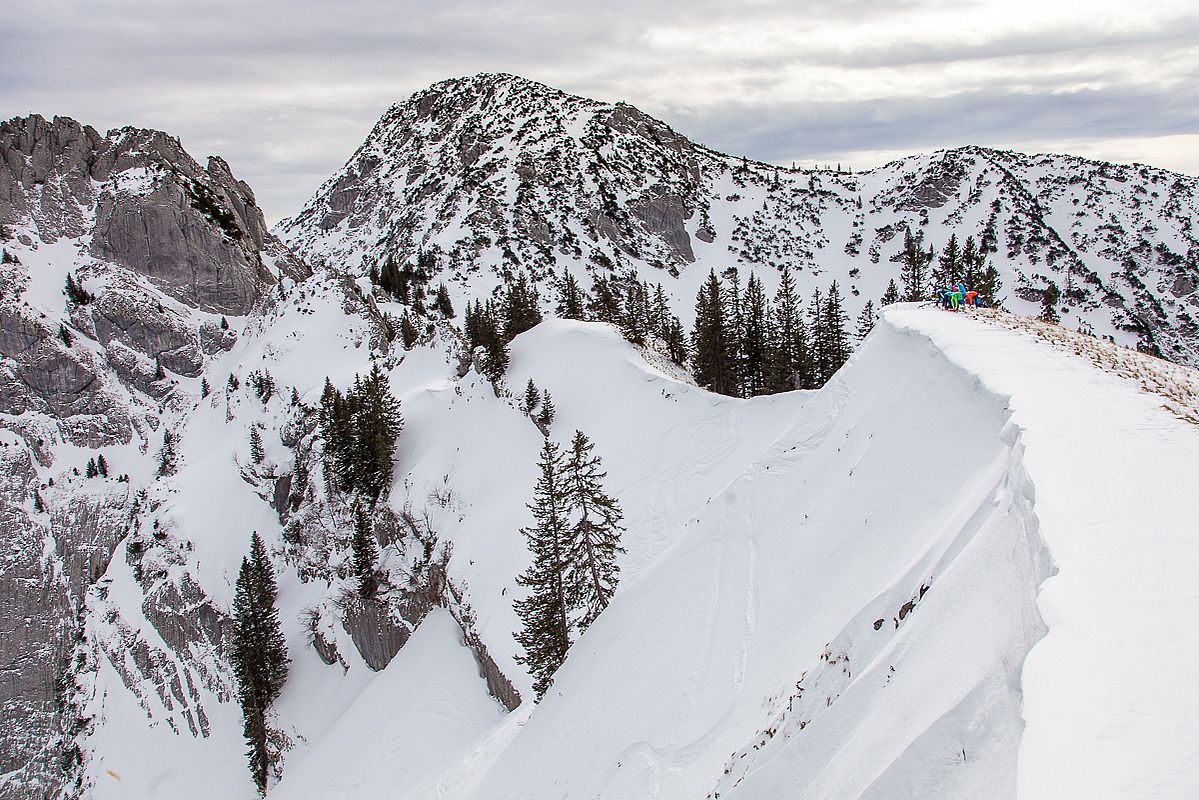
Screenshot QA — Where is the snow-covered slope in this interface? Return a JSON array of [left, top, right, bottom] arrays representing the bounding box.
[[277, 73, 1199, 366], [112, 295, 1195, 800]]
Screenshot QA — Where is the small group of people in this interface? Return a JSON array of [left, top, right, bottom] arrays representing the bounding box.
[[936, 281, 982, 311]]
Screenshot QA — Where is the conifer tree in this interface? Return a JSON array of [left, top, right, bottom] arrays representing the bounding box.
[[86, 457, 97, 478], [724, 269, 745, 390], [765, 265, 801, 393], [855, 300, 876, 343], [249, 427, 264, 464], [201, 377, 210, 398], [399, 311, 419, 349], [502, 272, 542, 341], [880, 279, 901, 307], [822, 281, 851, 380], [351, 504, 379, 599], [663, 316, 689, 367], [1040, 282, 1061, 323], [651, 284, 671, 341], [961, 235, 982, 287], [158, 431, 177, 476], [900, 228, 931, 301], [353, 363, 403, 500], [466, 300, 509, 382], [378, 255, 409, 303], [319, 367, 402, 499], [537, 390, 555, 429], [481, 328, 510, 383], [690, 270, 738, 395], [523, 379, 540, 415], [618, 279, 650, 347], [741, 274, 768, 397], [556, 273, 588, 320], [97, 453, 109, 478], [977, 262, 1003, 308], [59, 324, 73, 347], [64, 273, 93, 305], [514, 439, 571, 699], [794, 317, 817, 390], [562, 431, 625, 630], [806, 285, 826, 387], [933, 234, 960, 288], [433, 283, 455, 318], [588, 275, 621, 324], [231, 533, 289, 794]]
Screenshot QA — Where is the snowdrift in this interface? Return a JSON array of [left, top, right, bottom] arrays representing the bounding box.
[[84, 303, 1199, 800], [443, 305, 1199, 800]]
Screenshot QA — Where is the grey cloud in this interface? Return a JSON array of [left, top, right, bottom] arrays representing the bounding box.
[[675, 84, 1199, 168], [2, 0, 1195, 222]]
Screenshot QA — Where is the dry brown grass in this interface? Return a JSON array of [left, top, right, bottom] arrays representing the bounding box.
[[967, 309, 1199, 427]]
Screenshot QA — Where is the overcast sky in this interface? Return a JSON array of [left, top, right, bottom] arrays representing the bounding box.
[[5, 0, 1197, 223]]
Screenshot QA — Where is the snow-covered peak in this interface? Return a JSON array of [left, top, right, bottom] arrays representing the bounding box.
[[276, 75, 1199, 367]]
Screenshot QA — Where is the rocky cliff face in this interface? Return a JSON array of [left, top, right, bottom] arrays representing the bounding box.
[[279, 73, 1199, 366], [0, 114, 309, 800]]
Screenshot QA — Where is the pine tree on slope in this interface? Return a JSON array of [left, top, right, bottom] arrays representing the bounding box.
[[353, 363, 403, 501], [231, 532, 289, 794], [514, 438, 572, 699], [822, 281, 851, 380], [556, 272, 588, 320], [880, 279, 901, 307], [932, 234, 960, 289], [249, 427, 264, 464], [562, 430, 625, 631], [502, 272, 542, 341], [691, 270, 738, 396], [740, 274, 769, 397], [855, 300, 876, 343], [806, 286, 826, 388], [900, 228, 931, 301], [351, 504, 379, 599], [523, 379, 540, 415], [764, 265, 800, 394]]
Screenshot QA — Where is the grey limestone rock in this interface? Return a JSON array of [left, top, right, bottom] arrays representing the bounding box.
[[89, 177, 268, 316], [629, 189, 695, 262], [341, 597, 416, 671], [90, 280, 204, 376], [0, 445, 129, 800], [0, 115, 103, 242], [199, 319, 237, 355]]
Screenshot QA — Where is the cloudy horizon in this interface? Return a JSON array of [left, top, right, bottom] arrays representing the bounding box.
[[4, 0, 1196, 224]]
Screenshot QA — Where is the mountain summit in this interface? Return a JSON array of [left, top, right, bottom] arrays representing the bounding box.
[[279, 72, 1199, 366]]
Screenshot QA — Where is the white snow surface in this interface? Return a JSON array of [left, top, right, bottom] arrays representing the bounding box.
[[95, 300, 1199, 799]]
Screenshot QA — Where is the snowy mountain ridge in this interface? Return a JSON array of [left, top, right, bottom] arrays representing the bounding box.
[[279, 72, 1199, 366], [0, 75, 1197, 800]]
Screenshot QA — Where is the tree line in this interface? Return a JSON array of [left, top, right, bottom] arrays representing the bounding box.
[[690, 266, 864, 396]]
